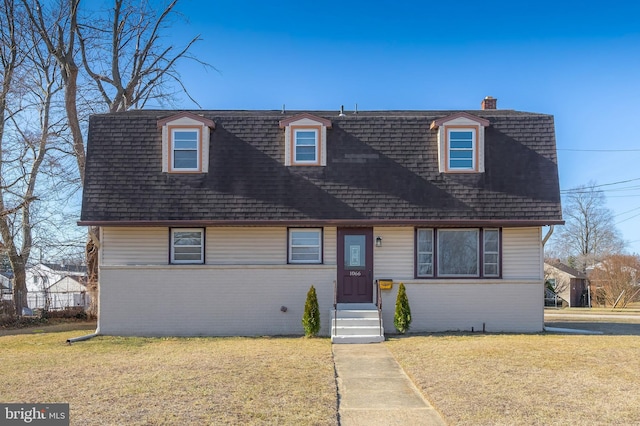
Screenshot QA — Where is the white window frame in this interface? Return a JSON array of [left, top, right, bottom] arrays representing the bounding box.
[[170, 228, 205, 264], [416, 229, 434, 277], [483, 228, 500, 277], [293, 128, 319, 164], [288, 228, 322, 264], [170, 127, 201, 172], [447, 128, 476, 171]]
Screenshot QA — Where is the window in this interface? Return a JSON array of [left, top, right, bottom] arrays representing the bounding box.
[[448, 129, 475, 170], [294, 129, 318, 163], [431, 112, 488, 173], [416, 228, 500, 278], [483, 229, 500, 277], [289, 229, 322, 263], [279, 113, 331, 167], [171, 128, 200, 171], [158, 112, 214, 174], [171, 228, 204, 264], [417, 229, 434, 276]]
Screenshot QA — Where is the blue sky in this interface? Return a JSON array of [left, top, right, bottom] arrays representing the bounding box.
[[165, 0, 640, 253]]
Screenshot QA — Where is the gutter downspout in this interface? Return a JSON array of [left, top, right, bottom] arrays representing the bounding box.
[[66, 317, 101, 344], [542, 225, 554, 247]]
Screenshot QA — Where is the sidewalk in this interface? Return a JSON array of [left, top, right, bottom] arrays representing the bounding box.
[[333, 343, 446, 426]]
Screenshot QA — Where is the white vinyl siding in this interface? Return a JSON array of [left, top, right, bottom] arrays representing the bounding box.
[[102, 227, 168, 265], [372, 227, 414, 279], [206, 227, 286, 264], [502, 227, 542, 280]]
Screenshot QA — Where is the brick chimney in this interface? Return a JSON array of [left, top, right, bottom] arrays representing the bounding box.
[[481, 96, 497, 110]]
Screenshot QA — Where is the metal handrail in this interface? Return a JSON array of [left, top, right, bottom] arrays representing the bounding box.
[[333, 280, 337, 338], [375, 280, 382, 338]]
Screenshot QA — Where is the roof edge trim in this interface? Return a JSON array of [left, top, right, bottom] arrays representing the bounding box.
[[157, 111, 215, 128]]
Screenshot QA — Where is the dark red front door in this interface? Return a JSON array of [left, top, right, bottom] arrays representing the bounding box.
[[337, 228, 373, 303]]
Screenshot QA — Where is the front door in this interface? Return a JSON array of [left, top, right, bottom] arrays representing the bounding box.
[[337, 228, 373, 303]]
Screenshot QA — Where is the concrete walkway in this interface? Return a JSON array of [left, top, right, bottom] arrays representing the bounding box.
[[333, 343, 446, 425]]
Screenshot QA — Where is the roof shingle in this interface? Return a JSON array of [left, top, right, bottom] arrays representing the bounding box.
[[80, 109, 563, 225]]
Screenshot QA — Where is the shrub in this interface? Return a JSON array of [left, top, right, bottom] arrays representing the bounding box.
[[302, 285, 320, 337], [394, 282, 411, 334]]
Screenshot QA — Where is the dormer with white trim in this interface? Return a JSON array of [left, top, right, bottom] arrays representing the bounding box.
[[158, 112, 215, 173], [430, 112, 490, 173], [279, 113, 332, 166]]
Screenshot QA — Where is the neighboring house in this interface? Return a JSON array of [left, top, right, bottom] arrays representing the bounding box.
[[79, 97, 563, 340], [26, 263, 87, 310], [544, 261, 589, 307], [0, 271, 12, 301], [46, 276, 90, 310]]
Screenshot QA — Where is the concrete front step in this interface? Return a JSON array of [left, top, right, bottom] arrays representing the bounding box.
[[332, 325, 384, 336], [332, 334, 385, 344], [330, 305, 385, 344]]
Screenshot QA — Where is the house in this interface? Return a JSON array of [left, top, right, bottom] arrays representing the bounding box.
[[46, 276, 90, 310], [26, 263, 87, 310], [544, 261, 589, 307], [0, 271, 12, 301], [79, 97, 563, 341]]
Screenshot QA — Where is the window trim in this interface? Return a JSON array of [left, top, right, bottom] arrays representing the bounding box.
[[415, 227, 502, 279], [444, 125, 480, 173], [168, 125, 202, 173], [290, 125, 322, 166], [170, 228, 205, 264], [288, 228, 323, 264]]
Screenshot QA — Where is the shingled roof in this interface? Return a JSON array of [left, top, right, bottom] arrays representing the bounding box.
[[80, 109, 563, 226]]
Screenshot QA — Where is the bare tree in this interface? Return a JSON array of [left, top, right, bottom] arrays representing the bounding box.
[[77, 0, 204, 112], [590, 254, 640, 308], [549, 182, 624, 272], [21, 0, 209, 318], [1, 0, 65, 315]]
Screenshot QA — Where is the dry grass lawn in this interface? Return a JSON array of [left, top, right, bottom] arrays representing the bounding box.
[[0, 327, 336, 425], [386, 333, 640, 425]]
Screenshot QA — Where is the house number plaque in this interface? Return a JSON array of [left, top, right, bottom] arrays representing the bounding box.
[[349, 271, 362, 276]]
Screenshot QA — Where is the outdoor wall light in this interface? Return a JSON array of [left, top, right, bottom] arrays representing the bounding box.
[[375, 236, 382, 247]]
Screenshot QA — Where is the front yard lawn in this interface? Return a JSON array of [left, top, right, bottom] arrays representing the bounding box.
[[0, 329, 337, 425], [386, 333, 640, 425]]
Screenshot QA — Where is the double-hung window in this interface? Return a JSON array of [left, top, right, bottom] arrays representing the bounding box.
[[294, 129, 319, 164], [448, 129, 475, 171], [171, 228, 204, 264], [171, 128, 200, 171], [289, 228, 322, 264], [416, 228, 500, 278]]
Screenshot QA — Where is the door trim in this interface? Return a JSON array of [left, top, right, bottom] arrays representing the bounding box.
[[336, 227, 374, 304]]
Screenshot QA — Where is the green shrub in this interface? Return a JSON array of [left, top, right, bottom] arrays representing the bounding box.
[[302, 285, 320, 337], [394, 282, 411, 334]]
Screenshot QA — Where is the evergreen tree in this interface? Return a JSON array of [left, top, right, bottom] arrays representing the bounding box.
[[302, 285, 320, 337], [394, 282, 412, 334]]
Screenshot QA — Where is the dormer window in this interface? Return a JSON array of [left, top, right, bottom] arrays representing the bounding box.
[[448, 128, 476, 170], [294, 129, 319, 163], [431, 112, 489, 173], [279, 113, 332, 166], [171, 128, 200, 171], [158, 112, 215, 173]]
